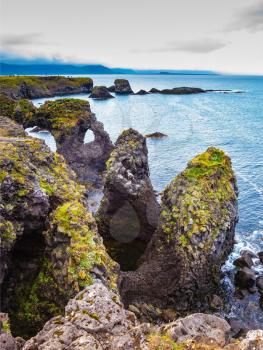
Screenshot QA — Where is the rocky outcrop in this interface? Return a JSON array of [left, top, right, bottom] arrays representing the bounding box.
[[21, 281, 263, 350], [145, 132, 167, 139], [30, 98, 113, 186], [0, 117, 118, 338], [136, 90, 149, 95], [114, 79, 134, 94], [0, 76, 93, 100], [22, 282, 148, 350], [159, 87, 206, 95], [120, 147, 238, 311], [0, 96, 112, 186], [96, 129, 160, 270], [0, 116, 26, 138], [148, 87, 206, 95], [89, 86, 114, 99]]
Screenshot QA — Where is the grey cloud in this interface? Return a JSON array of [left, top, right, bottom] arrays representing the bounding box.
[[227, 1, 263, 32], [1, 33, 53, 48], [134, 38, 228, 54]]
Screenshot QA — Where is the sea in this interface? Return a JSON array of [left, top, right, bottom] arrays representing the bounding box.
[[29, 74, 263, 326]]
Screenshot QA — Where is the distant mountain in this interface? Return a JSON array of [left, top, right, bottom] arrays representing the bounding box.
[[0, 62, 217, 76], [0, 63, 135, 75]]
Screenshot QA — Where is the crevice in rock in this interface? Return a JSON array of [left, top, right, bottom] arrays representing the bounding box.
[[1, 228, 46, 338]]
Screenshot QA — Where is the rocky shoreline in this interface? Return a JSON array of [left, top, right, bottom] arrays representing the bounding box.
[[0, 76, 262, 350]]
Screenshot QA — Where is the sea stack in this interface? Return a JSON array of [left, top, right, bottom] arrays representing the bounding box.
[[120, 147, 238, 310]]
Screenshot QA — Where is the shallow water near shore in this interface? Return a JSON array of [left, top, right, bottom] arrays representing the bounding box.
[[30, 74, 263, 324]]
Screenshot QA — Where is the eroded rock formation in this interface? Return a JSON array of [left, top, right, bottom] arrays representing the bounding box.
[[120, 147, 238, 310], [30, 99, 113, 186], [114, 79, 134, 94], [0, 76, 93, 100], [96, 129, 160, 270], [89, 86, 114, 99], [0, 116, 118, 338]]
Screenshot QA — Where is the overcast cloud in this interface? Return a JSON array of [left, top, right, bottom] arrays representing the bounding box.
[[227, 1, 263, 32], [0, 0, 262, 74]]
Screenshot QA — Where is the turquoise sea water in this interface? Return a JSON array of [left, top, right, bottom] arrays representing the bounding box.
[[31, 74, 263, 266], [29, 74, 263, 326]]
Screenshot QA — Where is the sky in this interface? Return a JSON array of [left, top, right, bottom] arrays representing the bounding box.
[[0, 0, 263, 74]]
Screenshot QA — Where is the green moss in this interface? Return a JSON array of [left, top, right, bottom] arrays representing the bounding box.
[[160, 147, 237, 248], [0, 94, 16, 116], [2, 320, 11, 333], [37, 98, 91, 131], [148, 334, 184, 350], [0, 76, 92, 93], [0, 221, 16, 249]]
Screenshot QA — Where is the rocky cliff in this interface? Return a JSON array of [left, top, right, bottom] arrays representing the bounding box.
[[0, 96, 113, 186], [0, 76, 93, 100], [120, 147, 238, 311], [0, 116, 118, 338], [96, 129, 160, 270]]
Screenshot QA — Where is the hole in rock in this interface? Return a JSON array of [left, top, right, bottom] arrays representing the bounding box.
[[2, 229, 45, 339], [84, 129, 95, 143], [103, 202, 147, 271]]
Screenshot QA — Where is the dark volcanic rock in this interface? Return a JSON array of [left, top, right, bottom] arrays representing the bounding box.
[[233, 254, 253, 269], [256, 276, 263, 291], [96, 128, 160, 270], [107, 85, 116, 93], [0, 76, 93, 100], [145, 132, 167, 139], [160, 87, 206, 95], [135, 89, 149, 95], [234, 267, 256, 289], [89, 86, 114, 99], [114, 79, 133, 94], [0, 117, 118, 338], [120, 147, 238, 311], [258, 251, 263, 264], [149, 88, 161, 93], [33, 99, 113, 186]]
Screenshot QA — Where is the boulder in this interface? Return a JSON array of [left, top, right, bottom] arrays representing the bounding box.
[[96, 128, 160, 270], [114, 79, 133, 94], [239, 330, 263, 350], [89, 86, 114, 99], [120, 147, 238, 311], [22, 282, 148, 350], [234, 268, 256, 289], [159, 313, 231, 347], [145, 132, 167, 139], [0, 117, 118, 338], [233, 254, 253, 269]]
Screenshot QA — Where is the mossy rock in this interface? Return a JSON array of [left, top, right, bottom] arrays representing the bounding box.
[[0, 76, 93, 99], [0, 121, 118, 338]]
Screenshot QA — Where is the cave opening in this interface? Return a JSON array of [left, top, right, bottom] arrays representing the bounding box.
[[1, 228, 46, 339]]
